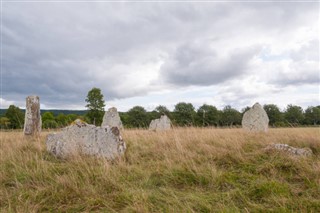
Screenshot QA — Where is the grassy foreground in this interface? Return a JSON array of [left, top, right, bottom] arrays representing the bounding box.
[[1, 128, 319, 212]]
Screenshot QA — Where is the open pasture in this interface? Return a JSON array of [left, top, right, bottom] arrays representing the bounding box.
[[1, 127, 319, 212]]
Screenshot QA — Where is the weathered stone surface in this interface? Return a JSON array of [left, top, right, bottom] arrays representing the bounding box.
[[23, 95, 42, 135], [149, 115, 171, 131], [242, 103, 269, 132], [101, 107, 123, 129], [266, 144, 312, 157], [46, 119, 126, 159]]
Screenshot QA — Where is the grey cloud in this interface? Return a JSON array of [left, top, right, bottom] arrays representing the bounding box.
[[242, 2, 318, 30], [2, 2, 317, 108], [161, 42, 260, 86], [272, 64, 319, 86], [290, 39, 319, 62], [270, 39, 319, 86], [3, 59, 92, 108]]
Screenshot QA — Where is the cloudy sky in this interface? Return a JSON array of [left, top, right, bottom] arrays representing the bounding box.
[[1, 1, 319, 111]]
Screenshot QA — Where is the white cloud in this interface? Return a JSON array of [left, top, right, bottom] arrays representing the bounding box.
[[0, 98, 15, 109]]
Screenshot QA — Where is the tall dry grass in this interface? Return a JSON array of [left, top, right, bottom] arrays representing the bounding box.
[[1, 127, 319, 212]]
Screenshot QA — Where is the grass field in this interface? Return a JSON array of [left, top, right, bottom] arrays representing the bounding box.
[[1, 127, 320, 212]]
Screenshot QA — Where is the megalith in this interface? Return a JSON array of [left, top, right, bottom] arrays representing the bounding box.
[[46, 119, 126, 159], [242, 103, 269, 132], [101, 107, 123, 129], [265, 144, 312, 157], [23, 95, 42, 135], [149, 115, 171, 131]]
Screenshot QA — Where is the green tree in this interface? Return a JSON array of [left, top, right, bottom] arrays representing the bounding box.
[[263, 104, 284, 127], [284, 104, 304, 126], [5, 105, 24, 129], [148, 110, 160, 122], [0, 117, 11, 129], [119, 112, 130, 128], [221, 105, 241, 127], [42, 112, 58, 129], [196, 104, 220, 127], [55, 113, 68, 127], [155, 105, 171, 117], [66, 114, 79, 124], [85, 87, 105, 126], [43, 120, 58, 129], [42, 112, 55, 122], [173, 102, 195, 126], [147, 105, 172, 123], [304, 106, 320, 125], [127, 106, 148, 128], [241, 106, 251, 115]]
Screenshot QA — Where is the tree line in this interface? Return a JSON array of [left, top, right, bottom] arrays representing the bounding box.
[[1, 88, 319, 129], [1, 103, 319, 130]]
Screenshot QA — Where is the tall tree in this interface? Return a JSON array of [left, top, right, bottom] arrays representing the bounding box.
[[196, 104, 220, 127], [5, 105, 24, 129], [220, 105, 241, 127], [304, 106, 320, 125], [127, 106, 148, 128], [285, 104, 304, 125], [173, 102, 195, 126], [85, 87, 105, 126], [263, 104, 283, 126], [155, 105, 171, 117]]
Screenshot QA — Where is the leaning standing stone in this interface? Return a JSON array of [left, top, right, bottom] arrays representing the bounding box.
[[101, 107, 123, 129], [23, 95, 42, 135], [242, 103, 269, 132]]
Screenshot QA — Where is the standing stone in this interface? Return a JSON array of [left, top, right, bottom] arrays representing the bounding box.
[[149, 115, 171, 131], [23, 95, 41, 135], [101, 107, 123, 129], [46, 119, 126, 159], [242, 103, 269, 132]]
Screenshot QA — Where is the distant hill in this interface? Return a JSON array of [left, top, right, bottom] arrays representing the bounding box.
[[0, 109, 87, 116]]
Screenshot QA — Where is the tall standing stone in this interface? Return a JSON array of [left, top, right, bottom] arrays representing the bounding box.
[[23, 95, 42, 135], [101, 107, 123, 129], [242, 103, 269, 132]]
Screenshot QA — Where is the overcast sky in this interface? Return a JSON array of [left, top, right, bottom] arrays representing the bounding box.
[[1, 1, 319, 111]]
